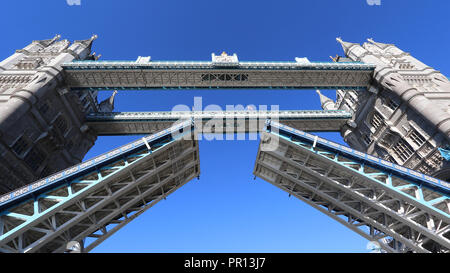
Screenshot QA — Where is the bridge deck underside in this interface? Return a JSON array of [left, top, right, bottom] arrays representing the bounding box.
[[253, 125, 450, 253], [86, 110, 351, 135], [0, 125, 200, 253], [63, 68, 373, 90]]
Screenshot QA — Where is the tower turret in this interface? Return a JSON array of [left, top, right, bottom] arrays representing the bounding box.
[[334, 38, 450, 181], [336, 37, 366, 60], [316, 90, 336, 110], [0, 35, 100, 193], [99, 90, 118, 112]]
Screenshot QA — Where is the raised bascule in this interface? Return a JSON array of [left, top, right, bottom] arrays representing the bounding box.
[[0, 36, 449, 253]]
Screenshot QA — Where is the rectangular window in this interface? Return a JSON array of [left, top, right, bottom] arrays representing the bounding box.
[[387, 99, 399, 111], [363, 134, 372, 145], [370, 112, 384, 130], [392, 139, 414, 162], [409, 129, 426, 147]]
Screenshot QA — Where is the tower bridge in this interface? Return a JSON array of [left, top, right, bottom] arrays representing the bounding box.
[[0, 35, 449, 252]]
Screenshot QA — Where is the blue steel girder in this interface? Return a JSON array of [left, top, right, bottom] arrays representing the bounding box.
[[0, 120, 200, 253], [253, 120, 450, 253]]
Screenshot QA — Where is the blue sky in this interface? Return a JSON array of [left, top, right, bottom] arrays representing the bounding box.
[[1, 0, 449, 252]]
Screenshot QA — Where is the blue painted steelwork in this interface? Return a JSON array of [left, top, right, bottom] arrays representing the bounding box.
[[0, 119, 194, 212], [266, 120, 450, 197], [438, 147, 450, 161]]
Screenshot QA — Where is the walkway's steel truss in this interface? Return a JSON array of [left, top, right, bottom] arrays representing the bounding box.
[[0, 121, 200, 253], [253, 121, 450, 253], [62, 60, 374, 90], [86, 110, 352, 135]]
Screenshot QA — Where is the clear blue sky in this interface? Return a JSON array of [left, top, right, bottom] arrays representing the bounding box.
[[1, 0, 449, 253]]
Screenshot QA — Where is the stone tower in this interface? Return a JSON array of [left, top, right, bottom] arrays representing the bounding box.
[[0, 35, 103, 194], [321, 38, 450, 181]]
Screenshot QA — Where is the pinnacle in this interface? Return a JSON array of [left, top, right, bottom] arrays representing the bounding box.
[[336, 37, 360, 51], [366, 38, 393, 50], [316, 89, 336, 110]]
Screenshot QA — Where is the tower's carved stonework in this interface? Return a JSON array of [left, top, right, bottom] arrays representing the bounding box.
[[323, 38, 450, 180], [0, 35, 101, 194]]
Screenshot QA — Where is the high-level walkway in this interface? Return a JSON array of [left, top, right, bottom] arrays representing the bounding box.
[[62, 59, 374, 90], [86, 110, 352, 135]]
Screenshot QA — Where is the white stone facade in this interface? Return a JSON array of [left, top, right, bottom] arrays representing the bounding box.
[[0, 35, 100, 193], [330, 38, 450, 180]]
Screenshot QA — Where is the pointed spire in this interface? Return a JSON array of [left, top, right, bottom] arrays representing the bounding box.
[[74, 34, 98, 50], [367, 38, 394, 50], [336, 37, 360, 55], [49, 34, 61, 45], [32, 34, 61, 47], [316, 90, 336, 110], [99, 90, 118, 112]]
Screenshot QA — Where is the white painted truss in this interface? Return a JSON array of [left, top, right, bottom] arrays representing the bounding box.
[[253, 122, 450, 253]]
